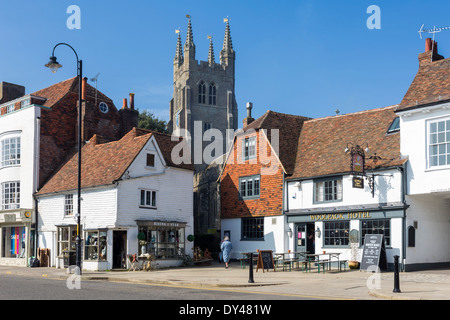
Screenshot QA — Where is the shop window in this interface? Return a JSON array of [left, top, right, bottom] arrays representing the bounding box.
[[239, 175, 260, 199], [428, 118, 450, 168], [84, 230, 107, 261], [1, 226, 25, 258], [1, 181, 20, 210], [1, 136, 21, 167], [242, 136, 256, 161], [137, 225, 185, 259], [140, 189, 156, 208], [314, 177, 342, 203], [64, 194, 74, 216], [361, 219, 391, 247], [324, 221, 349, 247], [57, 226, 79, 256], [241, 217, 264, 240]]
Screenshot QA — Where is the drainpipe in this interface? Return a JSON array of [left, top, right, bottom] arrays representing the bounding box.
[[399, 162, 408, 271]]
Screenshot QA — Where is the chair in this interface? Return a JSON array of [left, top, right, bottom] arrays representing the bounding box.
[[127, 254, 140, 271]]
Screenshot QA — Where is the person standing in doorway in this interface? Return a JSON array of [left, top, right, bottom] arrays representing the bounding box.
[[220, 236, 232, 268]]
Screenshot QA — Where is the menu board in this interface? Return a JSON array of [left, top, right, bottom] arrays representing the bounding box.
[[360, 234, 388, 271], [256, 250, 275, 273]]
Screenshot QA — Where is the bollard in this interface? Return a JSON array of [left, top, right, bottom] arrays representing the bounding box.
[[393, 255, 401, 293], [248, 252, 255, 283]]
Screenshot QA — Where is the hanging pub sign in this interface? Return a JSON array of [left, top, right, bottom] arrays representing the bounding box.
[[350, 145, 365, 176], [352, 176, 364, 189]]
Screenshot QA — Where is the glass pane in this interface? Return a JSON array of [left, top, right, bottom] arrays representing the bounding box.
[[438, 132, 445, 143], [438, 121, 445, 132], [430, 122, 437, 133]]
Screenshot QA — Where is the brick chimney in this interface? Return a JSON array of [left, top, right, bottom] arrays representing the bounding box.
[[419, 38, 445, 66], [0, 82, 25, 105], [119, 93, 139, 137], [243, 102, 254, 127]]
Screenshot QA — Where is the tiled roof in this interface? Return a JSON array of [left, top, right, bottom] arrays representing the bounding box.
[[288, 106, 405, 180], [243, 110, 310, 175], [37, 128, 193, 195], [397, 51, 450, 111], [32, 77, 116, 109]]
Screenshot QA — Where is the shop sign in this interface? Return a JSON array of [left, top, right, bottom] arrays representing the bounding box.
[[310, 211, 372, 221], [142, 221, 186, 228], [5, 214, 16, 223], [350, 145, 366, 176], [352, 176, 364, 189]]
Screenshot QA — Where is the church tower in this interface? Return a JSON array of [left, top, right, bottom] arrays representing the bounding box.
[[169, 16, 238, 172]]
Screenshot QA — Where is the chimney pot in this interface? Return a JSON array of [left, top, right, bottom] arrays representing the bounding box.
[[82, 77, 88, 100], [122, 98, 128, 109], [243, 102, 255, 127], [129, 93, 135, 110]]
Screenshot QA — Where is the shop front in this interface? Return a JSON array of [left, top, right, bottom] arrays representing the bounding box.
[[0, 209, 34, 267], [136, 220, 189, 268], [287, 206, 406, 270]]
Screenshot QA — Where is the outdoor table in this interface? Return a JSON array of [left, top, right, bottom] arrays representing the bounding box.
[[305, 252, 342, 273], [274, 251, 308, 271], [240, 252, 258, 269]]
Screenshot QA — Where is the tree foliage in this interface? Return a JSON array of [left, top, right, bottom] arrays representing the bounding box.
[[138, 110, 169, 134]]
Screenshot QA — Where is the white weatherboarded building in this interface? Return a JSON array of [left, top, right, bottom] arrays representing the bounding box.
[[36, 128, 194, 271]]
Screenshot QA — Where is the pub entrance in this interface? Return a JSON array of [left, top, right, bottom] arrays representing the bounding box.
[[113, 231, 127, 269], [295, 223, 315, 254]]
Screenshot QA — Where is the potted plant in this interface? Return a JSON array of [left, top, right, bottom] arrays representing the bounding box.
[[348, 229, 360, 269]]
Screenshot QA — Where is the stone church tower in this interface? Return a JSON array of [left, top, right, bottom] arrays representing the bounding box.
[[168, 17, 238, 172]]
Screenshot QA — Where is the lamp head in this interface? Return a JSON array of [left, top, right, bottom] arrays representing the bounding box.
[[45, 56, 62, 74]]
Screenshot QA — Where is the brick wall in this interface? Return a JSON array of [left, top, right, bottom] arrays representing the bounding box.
[[220, 131, 284, 219]]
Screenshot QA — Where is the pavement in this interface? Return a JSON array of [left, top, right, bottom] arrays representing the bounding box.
[[1, 260, 449, 300]]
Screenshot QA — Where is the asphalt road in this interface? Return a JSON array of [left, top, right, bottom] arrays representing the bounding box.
[[0, 273, 319, 301]]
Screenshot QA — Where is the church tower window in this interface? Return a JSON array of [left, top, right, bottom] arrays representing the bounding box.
[[208, 83, 217, 105], [198, 81, 206, 104]]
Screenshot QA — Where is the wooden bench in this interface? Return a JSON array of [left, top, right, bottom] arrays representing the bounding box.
[[317, 260, 330, 273], [240, 257, 258, 269], [338, 260, 348, 271]]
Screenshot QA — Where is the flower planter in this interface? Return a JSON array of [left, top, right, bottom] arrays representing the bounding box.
[[348, 261, 359, 269]]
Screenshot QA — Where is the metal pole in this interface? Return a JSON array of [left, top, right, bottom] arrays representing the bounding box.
[[393, 255, 401, 293], [76, 59, 83, 275], [248, 252, 254, 283]]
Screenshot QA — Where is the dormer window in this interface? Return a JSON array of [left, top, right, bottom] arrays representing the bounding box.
[[387, 117, 400, 134]]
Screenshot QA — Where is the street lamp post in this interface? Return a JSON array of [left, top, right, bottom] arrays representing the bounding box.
[[45, 43, 83, 274]]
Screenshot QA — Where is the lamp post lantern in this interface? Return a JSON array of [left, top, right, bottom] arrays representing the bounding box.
[[45, 43, 83, 274]]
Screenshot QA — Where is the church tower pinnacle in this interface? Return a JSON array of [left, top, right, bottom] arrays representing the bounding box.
[[220, 18, 235, 67], [174, 30, 183, 66], [184, 15, 195, 61], [208, 36, 215, 66]]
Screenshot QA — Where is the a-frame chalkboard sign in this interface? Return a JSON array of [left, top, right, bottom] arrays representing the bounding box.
[[256, 250, 276, 272], [360, 234, 388, 271]]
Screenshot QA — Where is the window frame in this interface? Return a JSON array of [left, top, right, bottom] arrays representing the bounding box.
[[313, 177, 343, 204], [146, 153, 155, 168], [323, 221, 350, 247], [198, 81, 206, 104], [241, 217, 264, 241], [84, 229, 107, 261], [242, 136, 257, 161], [1, 136, 21, 167], [427, 117, 450, 168], [140, 189, 157, 209], [239, 175, 260, 200], [208, 83, 217, 105], [360, 219, 391, 247], [64, 194, 74, 216], [1, 181, 20, 210]]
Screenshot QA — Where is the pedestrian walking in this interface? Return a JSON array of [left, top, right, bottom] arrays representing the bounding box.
[[220, 236, 232, 268]]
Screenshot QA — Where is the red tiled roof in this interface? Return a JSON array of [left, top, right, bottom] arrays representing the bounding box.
[[37, 128, 193, 195], [397, 51, 450, 111], [243, 110, 310, 175], [32, 77, 116, 110], [288, 106, 405, 180]]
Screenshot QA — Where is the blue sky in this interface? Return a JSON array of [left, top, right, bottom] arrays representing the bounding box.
[[1, 0, 450, 123]]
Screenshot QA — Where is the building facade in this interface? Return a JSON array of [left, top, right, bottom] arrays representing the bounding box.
[[36, 128, 194, 271], [220, 108, 309, 259], [395, 38, 450, 270], [0, 77, 137, 267]]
